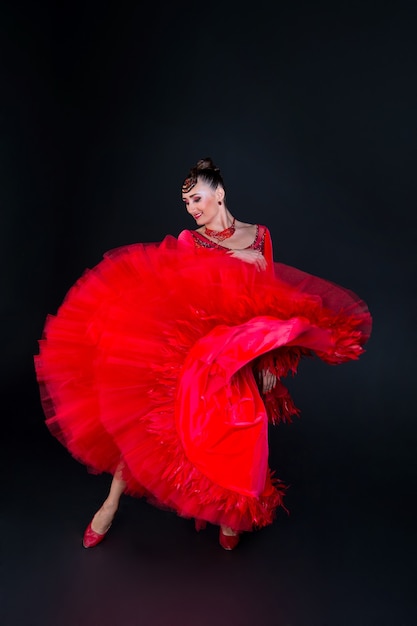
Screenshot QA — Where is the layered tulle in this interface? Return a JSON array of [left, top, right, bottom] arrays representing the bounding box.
[[34, 235, 371, 531]]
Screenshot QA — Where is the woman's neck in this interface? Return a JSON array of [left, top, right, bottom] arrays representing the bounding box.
[[204, 209, 234, 232]]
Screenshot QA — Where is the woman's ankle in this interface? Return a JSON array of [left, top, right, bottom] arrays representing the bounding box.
[[220, 525, 238, 536]]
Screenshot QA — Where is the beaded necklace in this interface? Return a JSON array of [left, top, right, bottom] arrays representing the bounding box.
[[204, 217, 236, 242]]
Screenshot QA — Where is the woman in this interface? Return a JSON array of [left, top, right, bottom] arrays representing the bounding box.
[[34, 157, 372, 551]]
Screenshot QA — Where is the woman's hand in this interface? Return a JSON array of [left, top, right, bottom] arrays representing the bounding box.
[[259, 369, 278, 394], [227, 249, 267, 271]]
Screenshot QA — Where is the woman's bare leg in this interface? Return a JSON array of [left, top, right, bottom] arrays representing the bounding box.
[[89, 464, 126, 534]]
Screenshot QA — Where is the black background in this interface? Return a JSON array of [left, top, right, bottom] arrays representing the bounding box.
[[2, 1, 416, 625]]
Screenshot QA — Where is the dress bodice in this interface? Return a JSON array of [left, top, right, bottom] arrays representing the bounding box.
[[178, 224, 274, 265]]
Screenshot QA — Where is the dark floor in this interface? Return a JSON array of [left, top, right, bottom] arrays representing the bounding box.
[[2, 368, 416, 626]]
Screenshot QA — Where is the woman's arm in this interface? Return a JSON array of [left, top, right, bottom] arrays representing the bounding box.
[[263, 227, 274, 265], [253, 226, 278, 391], [226, 249, 268, 271], [227, 225, 274, 271]]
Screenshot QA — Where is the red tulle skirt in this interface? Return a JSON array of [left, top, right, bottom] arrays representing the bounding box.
[[34, 236, 372, 532]]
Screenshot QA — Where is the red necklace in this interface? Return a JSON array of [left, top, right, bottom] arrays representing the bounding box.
[[204, 217, 236, 242]]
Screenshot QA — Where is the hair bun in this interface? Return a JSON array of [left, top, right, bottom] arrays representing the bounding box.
[[196, 157, 220, 173], [182, 157, 225, 193]]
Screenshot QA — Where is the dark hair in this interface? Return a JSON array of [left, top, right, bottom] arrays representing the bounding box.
[[182, 157, 225, 193]]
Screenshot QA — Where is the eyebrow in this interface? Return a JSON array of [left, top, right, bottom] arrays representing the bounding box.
[[182, 193, 200, 200]]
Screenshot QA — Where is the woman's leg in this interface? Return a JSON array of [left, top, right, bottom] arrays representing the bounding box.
[[89, 464, 126, 534]]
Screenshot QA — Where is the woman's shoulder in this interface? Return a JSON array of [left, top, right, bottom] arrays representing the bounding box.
[[237, 221, 270, 232], [248, 223, 271, 239], [235, 222, 271, 241], [234, 223, 272, 252]]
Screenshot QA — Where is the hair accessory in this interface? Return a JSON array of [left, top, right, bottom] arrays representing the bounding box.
[[205, 217, 236, 242], [182, 176, 197, 193]]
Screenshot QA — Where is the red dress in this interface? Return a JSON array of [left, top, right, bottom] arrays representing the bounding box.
[[34, 225, 372, 532]]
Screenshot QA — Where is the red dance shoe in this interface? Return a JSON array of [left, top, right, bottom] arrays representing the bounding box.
[[219, 528, 240, 551], [82, 521, 111, 548]]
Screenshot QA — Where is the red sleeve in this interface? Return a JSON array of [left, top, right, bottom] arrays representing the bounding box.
[[263, 227, 274, 265], [177, 229, 196, 248]]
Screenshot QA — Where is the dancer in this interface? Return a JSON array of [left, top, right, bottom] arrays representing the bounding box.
[[34, 157, 372, 550]]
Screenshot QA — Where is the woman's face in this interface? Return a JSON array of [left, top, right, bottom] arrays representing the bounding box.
[[182, 180, 222, 226]]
